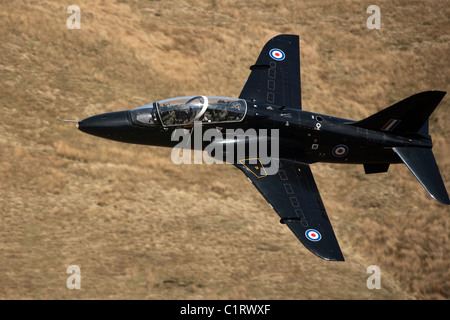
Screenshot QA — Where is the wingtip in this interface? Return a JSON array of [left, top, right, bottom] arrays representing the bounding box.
[[432, 193, 450, 205], [311, 249, 345, 262]]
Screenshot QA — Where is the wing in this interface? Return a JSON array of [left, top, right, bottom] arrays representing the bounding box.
[[234, 159, 344, 261], [239, 34, 302, 109]]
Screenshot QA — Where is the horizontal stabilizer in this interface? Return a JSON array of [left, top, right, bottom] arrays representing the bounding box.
[[393, 147, 449, 204]]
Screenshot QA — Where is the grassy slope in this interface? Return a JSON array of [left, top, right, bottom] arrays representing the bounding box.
[[0, 0, 448, 299]]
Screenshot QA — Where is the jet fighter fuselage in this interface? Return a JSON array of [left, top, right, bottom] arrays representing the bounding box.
[[78, 99, 431, 165]]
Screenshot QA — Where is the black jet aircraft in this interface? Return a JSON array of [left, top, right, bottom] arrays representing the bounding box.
[[76, 34, 449, 261]]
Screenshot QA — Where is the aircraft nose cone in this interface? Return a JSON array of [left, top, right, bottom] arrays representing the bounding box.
[[78, 110, 131, 139]]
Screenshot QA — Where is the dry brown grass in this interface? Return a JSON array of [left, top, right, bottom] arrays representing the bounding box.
[[0, 0, 448, 299]]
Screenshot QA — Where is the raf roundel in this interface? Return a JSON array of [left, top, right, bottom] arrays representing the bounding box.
[[305, 229, 322, 242], [269, 48, 285, 61], [332, 144, 349, 157]]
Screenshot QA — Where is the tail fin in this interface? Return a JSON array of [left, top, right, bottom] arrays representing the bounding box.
[[350, 91, 446, 137], [393, 147, 449, 204]]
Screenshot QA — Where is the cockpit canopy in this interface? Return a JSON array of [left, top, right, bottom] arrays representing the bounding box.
[[130, 102, 156, 126], [130, 96, 247, 127]]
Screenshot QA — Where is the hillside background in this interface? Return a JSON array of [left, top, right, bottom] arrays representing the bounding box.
[[0, 0, 448, 299]]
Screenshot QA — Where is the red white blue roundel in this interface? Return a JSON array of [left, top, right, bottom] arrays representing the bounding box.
[[269, 48, 285, 61], [305, 229, 322, 242], [332, 144, 349, 157]]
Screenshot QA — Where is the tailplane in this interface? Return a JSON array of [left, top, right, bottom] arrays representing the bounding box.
[[393, 147, 449, 205]]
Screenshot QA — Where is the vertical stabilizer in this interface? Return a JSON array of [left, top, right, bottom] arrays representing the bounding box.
[[350, 91, 446, 135]]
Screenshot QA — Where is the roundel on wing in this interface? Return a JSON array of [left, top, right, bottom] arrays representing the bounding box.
[[305, 229, 322, 242], [269, 48, 285, 61]]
